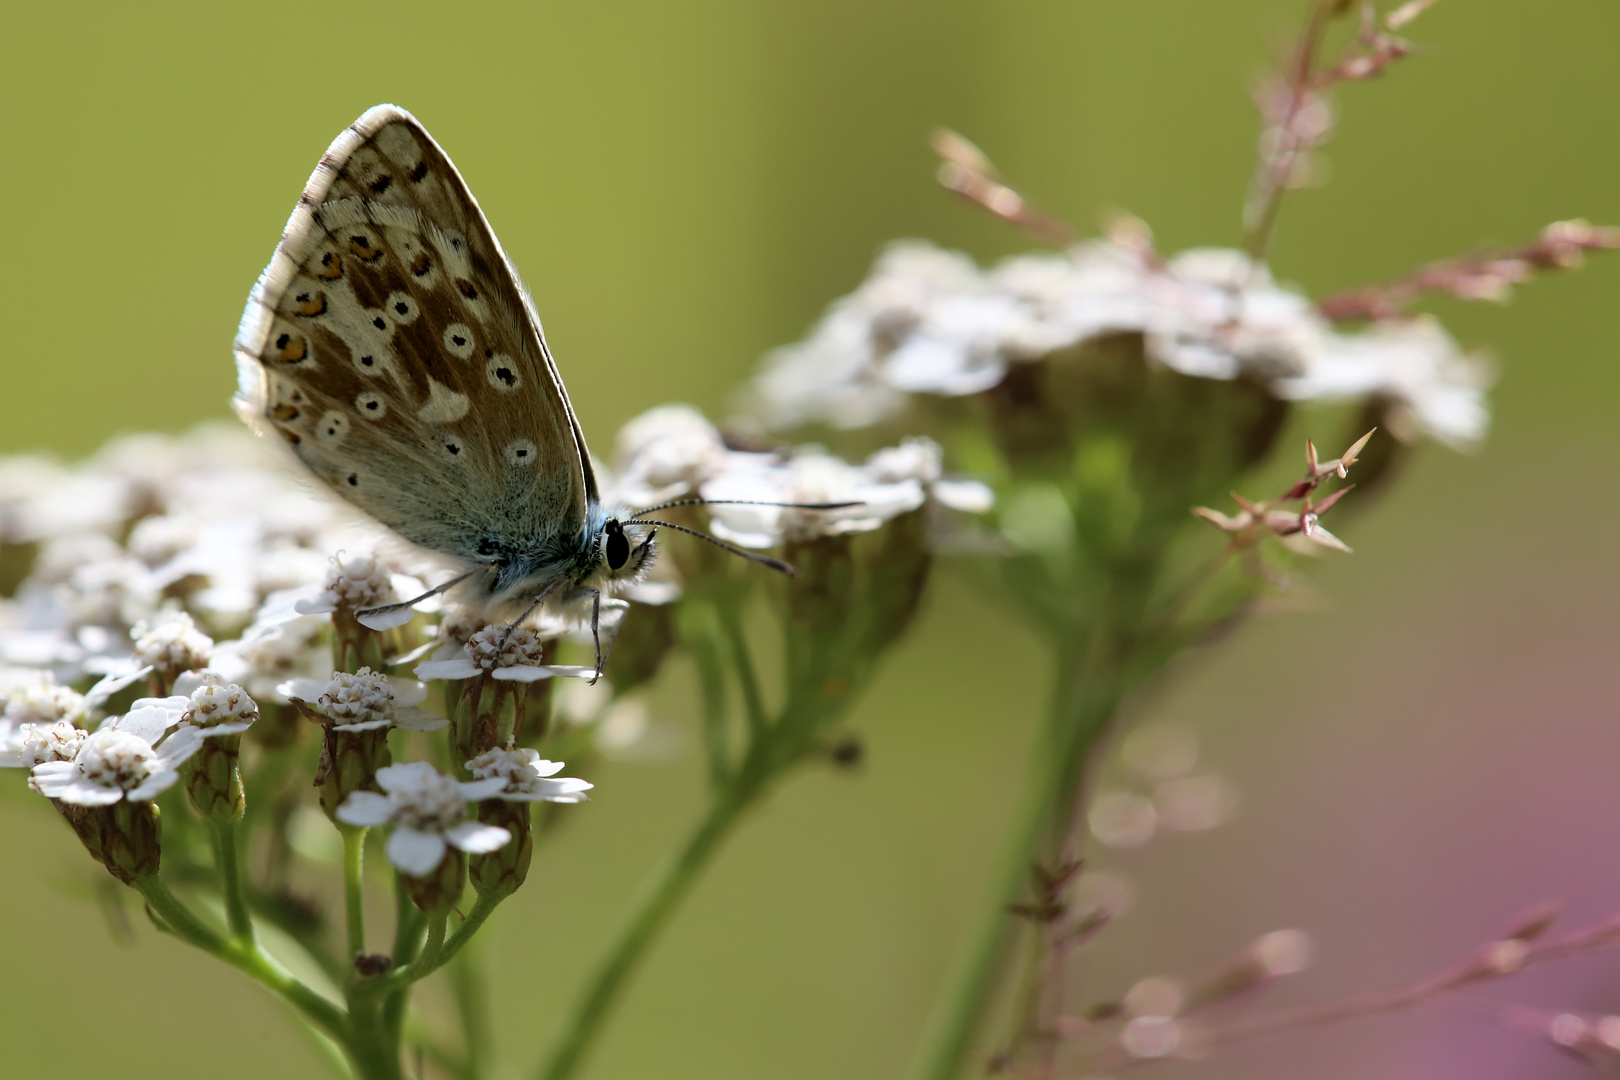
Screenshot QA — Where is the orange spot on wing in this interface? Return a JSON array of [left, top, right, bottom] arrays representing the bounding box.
[[348, 234, 384, 262], [317, 252, 344, 280], [273, 332, 308, 363]]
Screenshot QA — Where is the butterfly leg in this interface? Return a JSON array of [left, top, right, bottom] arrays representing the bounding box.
[[498, 578, 565, 652], [582, 587, 604, 683], [356, 563, 494, 630]]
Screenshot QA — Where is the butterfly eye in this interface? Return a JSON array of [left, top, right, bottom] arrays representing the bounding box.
[[605, 527, 631, 572]]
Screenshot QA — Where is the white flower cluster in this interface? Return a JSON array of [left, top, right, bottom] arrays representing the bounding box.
[[607, 405, 993, 551], [0, 425, 379, 683], [751, 239, 1490, 447]]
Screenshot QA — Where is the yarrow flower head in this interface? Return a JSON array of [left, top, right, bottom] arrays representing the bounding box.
[[179, 672, 260, 737], [28, 703, 202, 806], [415, 625, 588, 684], [296, 552, 398, 615], [2, 670, 86, 728], [699, 436, 988, 549], [750, 236, 1490, 448], [466, 747, 593, 804], [311, 667, 445, 733], [0, 719, 88, 769], [335, 760, 511, 877], [131, 608, 213, 682]]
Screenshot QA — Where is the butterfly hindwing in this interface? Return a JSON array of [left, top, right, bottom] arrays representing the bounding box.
[[234, 105, 595, 564]]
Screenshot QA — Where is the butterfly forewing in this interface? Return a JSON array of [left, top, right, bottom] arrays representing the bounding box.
[[234, 105, 594, 564]]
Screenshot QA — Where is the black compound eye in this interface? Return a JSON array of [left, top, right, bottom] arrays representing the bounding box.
[[605, 528, 631, 571]]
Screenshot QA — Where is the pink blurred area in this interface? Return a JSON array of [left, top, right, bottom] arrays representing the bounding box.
[[1073, 442, 1620, 1078]]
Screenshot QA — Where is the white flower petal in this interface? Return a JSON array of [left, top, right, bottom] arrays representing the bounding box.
[[155, 725, 205, 768], [126, 769, 181, 801], [392, 706, 448, 732], [293, 597, 337, 615], [277, 677, 330, 703], [538, 777, 594, 797], [28, 761, 79, 797], [198, 721, 254, 738], [623, 581, 682, 605], [387, 827, 448, 876], [49, 777, 127, 806], [543, 666, 601, 681], [458, 777, 508, 800], [489, 665, 555, 682], [385, 678, 429, 707], [356, 606, 416, 632], [110, 704, 181, 747], [414, 658, 481, 681], [446, 821, 511, 855], [531, 758, 565, 777], [336, 791, 393, 827], [132, 694, 190, 712], [84, 665, 153, 708], [332, 718, 392, 733], [932, 478, 996, 514], [386, 639, 440, 667], [374, 760, 440, 793]]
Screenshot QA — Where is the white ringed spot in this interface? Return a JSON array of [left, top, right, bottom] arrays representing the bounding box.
[[383, 291, 421, 326], [505, 439, 538, 467], [355, 391, 388, 420], [443, 323, 475, 360], [486, 354, 522, 392], [434, 432, 467, 460]]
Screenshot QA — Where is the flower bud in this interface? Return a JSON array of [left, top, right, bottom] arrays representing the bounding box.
[[402, 847, 466, 916], [54, 800, 164, 885], [179, 675, 259, 824], [469, 799, 532, 900], [315, 725, 391, 823]]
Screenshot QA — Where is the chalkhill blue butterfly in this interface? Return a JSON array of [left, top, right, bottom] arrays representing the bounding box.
[[234, 105, 830, 674]]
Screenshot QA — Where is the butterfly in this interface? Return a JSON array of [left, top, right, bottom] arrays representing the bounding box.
[[233, 104, 810, 675]]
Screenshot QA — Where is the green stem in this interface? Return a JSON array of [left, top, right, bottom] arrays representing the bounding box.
[[448, 938, 492, 1080], [347, 989, 404, 1080], [383, 874, 427, 1044], [904, 644, 1125, 1080], [687, 605, 733, 785], [363, 894, 499, 998], [211, 820, 256, 945], [412, 915, 449, 978], [343, 826, 368, 958], [136, 875, 350, 1048], [537, 786, 752, 1080], [715, 594, 768, 735]]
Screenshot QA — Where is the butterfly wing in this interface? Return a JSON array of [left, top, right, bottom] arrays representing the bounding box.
[[234, 104, 598, 567]]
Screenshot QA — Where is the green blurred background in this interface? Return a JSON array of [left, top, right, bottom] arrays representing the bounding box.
[[2, 2, 1618, 1078]]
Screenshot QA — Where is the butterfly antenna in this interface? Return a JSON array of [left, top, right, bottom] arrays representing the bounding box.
[[633, 519, 801, 576], [630, 497, 863, 517]]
